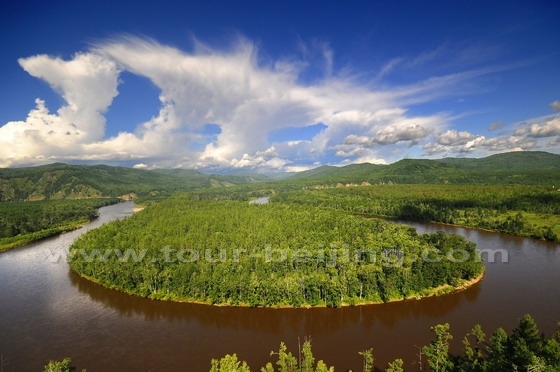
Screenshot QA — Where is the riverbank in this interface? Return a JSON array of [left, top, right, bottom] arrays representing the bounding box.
[[0, 198, 124, 253], [401, 271, 485, 301], [360, 212, 559, 243], [74, 270, 485, 309], [0, 219, 90, 252]]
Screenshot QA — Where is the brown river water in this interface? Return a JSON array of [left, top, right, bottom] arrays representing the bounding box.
[[0, 201, 559, 371]]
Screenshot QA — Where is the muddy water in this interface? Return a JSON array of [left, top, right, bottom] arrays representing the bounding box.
[[0, 202, 559, 371]]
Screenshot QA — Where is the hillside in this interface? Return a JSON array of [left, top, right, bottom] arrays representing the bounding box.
[[436, 151, 560, 171], [286, 151, 560, 185], [0, 163, 269, 202], [1, 151, 559, 202]]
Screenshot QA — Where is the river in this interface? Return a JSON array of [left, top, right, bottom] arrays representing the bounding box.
[[0, 201, 559, 371]]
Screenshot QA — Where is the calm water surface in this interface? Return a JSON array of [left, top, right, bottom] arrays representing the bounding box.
[[0, 202, 559, 371]]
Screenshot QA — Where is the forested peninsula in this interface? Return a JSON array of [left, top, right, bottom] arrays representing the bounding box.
[[69, 194, 484, 307]]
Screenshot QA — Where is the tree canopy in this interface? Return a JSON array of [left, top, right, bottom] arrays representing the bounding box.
[[69, 194, 483, 307]]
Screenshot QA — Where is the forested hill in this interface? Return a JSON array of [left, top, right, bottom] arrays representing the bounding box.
[[0, 163, 269, 202], [1, 151, 559, 201], [288, 151, 560, 185]]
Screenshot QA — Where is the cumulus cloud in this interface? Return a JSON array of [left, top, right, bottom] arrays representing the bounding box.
[[2, 35, 558, 170], [550, 100, 560, 112], [0, 53, 119, 167], [423, 116, 560, 157], [340, 122, 433, 148], [436, 129, 481, 146], [528, 117, 560, 137], [423, 129, 486, 156]]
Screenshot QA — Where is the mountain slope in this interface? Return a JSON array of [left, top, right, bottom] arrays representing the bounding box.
[[0, 163, 269, 202], [2, 151, 559, 201], [435, 151, 560, 172], [286, 151, 560, 185]]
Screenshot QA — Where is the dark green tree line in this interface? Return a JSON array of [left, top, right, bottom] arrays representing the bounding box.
[[0, 198, 120, 251]]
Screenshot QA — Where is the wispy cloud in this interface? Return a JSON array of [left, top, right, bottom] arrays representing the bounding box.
[[488, 121, 504, 131], [1, 36, 558, 170]]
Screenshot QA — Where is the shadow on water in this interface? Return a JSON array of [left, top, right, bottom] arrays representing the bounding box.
[[68, 267, 481, 334]]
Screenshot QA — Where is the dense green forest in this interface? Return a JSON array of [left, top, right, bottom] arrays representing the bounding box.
[[45, 314, 560, 371], [0, 198, 119, 251], [69, 194, 483, 307], [0, 162, 273, 250], [271, 184, 560, 242]]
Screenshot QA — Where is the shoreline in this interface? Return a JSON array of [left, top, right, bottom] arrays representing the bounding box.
[[0, 199, 128, 253], [0, 219, 91, 252], [359, 213, 558, 243], [72, 270, 485, 309]]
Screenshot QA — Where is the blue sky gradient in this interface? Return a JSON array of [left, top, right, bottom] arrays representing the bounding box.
[[1, 0, 559, 171]]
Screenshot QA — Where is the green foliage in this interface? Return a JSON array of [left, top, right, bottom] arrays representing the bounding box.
[[455, 315, 560, 371], [509, 314, 546, 369], [43, 357, 84, 372], [485, 327, 509, 371], [358, 348, 374, 372], [455, 324, 485, 372], [0, 198, 120, 251], [272, 184, 560, 242], [385, 359, 404, 372], [423, 323, 454, 372], [210, 354, 251, 372], [261, 341, 334, 372], [69, 194, 483, 307]]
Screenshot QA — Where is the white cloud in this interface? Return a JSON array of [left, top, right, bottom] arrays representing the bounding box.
[[2, 35, 558, 171], [550, 100, 560, 112], [230, 150, 287, 170], [528, 117, 560, 137], [435, 129, 481, 146], [423, 116, 560, 157], [374, 123, 432, 145], [0, 53, 119, 167], [18, 52, 119, 141]]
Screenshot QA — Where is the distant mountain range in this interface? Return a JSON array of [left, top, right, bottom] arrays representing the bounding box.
[[288, 151, 560, 185], [0, 163, 269, 201], [1, 151, 559, 201]]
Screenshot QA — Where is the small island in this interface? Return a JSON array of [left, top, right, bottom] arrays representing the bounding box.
[[69, 194, 484, 307]]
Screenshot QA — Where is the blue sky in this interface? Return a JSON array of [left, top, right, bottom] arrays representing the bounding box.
[[1, 0, 559, 172]]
